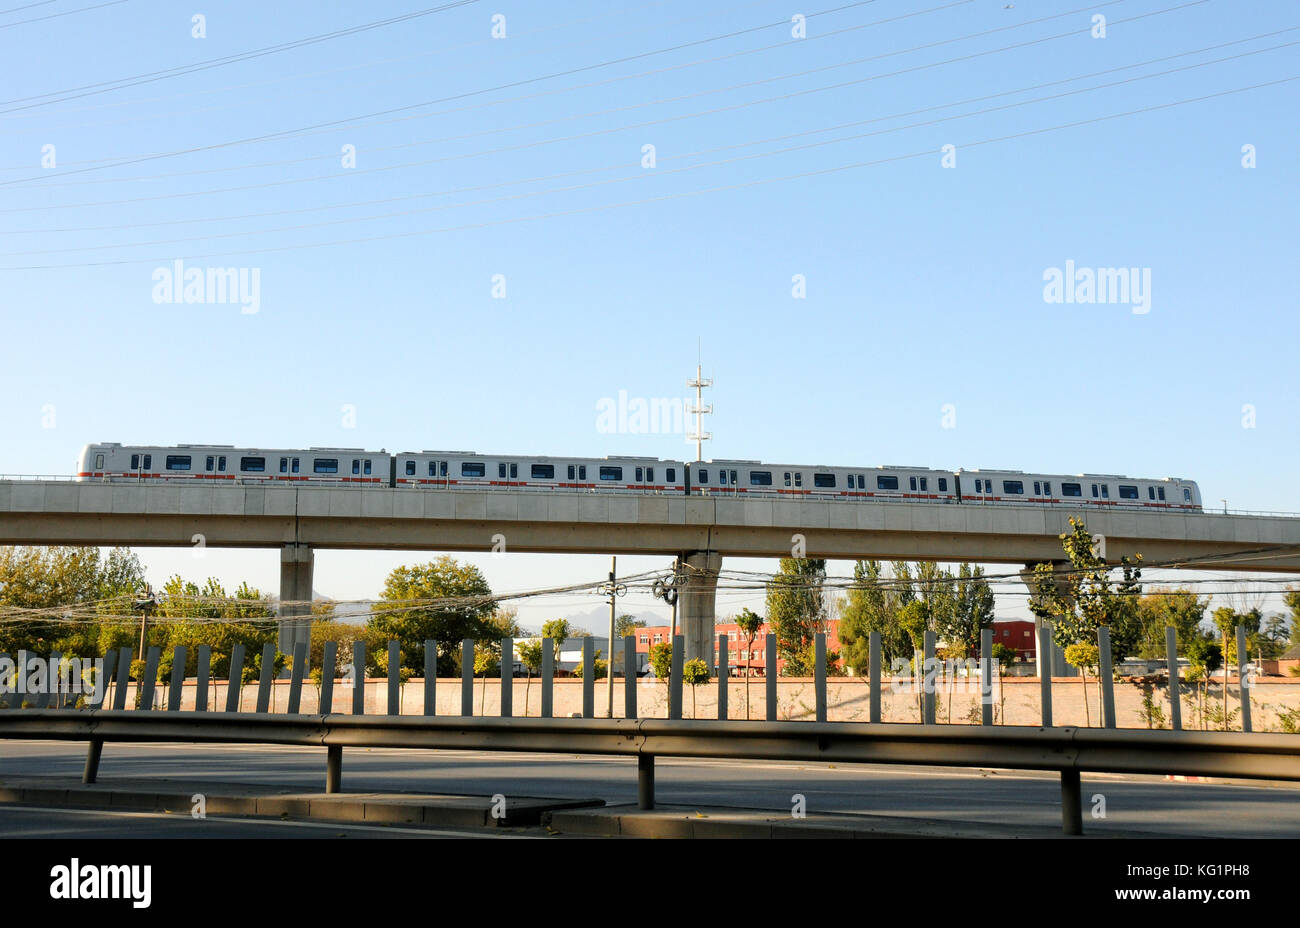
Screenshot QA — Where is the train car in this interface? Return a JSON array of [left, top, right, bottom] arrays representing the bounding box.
[[77, 443, 390, 484], [956, 469, 1201, 510], [686, 460, 959, 501], [391, 451, 685, 493]]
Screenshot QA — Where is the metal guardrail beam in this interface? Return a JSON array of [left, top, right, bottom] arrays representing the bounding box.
[[2, 710, 1297, 835]]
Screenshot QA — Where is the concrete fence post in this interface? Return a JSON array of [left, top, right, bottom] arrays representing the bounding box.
[[195, 645, 211, 712], [287, 641, 307, 714], [1097, 627, 1116, 729], [255, 643, 275, 714], [541, 637, 553, 718], [501, 637, 513, 718], [1166, 626, 1182, 731], [1038, 625, 1053, 727], [387, 640, 401, 716], [461, 639, 474, 717], [624, 636, 637, 719], [423, 640, 436, 717], [113, 647, 133, 712], [1237, 625, 1253, 733], [320, 641, 337, 714], [980, 628, 993, 726], [141, 646, 161, 712], [582, 637, 595, 718], [351, 641, 366, 716], [869, 632, 882, 724], [815, 632, 827, 723], [168, 646, 187, 711], [718, 634, 729, 720], [765, 633, 777, 722], [670, 635, 684, 721], [922, 631, 936, 725]]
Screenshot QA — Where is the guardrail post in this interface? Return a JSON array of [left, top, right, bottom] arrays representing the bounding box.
[[287, 641, 307, 714], [424, 640, 436, 716], [500, 637, 513, 718], [224, 644, 244, 712], [541, 637, 553, 718], [1237, 625, 1252, 733], [255, 643, 275, 714], [320, 641, 337, 714], [980, 628, 993, 726], [815, 632, 827, 723], [1097, 627, 1116, 729], [387, 640, 401, 716], [141, 646, 161, 711], [461, 639, 473, 717], [352, 641, 366, 716], [624, 636, 637, 719], [638, 755, 655, 810], [922, 631, 936, 725], [113, 648, 133, 711], [326, 744, 342, 794], [1038, 625, 1053, 727], [869, 632, 881, 724], [168, 646, 187, 711], [765, 634, 777, 722], [582, 637, 595, 718], [195, 645, 211, 712], [1165, 626, 1182, 731], [670, 636, 684, 721], [1061, 769, 1083, 836], [718, 634, 729, 720]]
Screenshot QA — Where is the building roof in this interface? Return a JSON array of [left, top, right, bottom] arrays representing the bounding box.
[[1279, 643, 1300, 661]]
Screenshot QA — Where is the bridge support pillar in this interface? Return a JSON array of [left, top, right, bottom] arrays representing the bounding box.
[[278, 544, 314, 658], [680, 551, 722, 667], [1020, 563, 1076, 679]]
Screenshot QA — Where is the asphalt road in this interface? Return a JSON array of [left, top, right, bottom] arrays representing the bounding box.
[[2, 740, 1297, 837]]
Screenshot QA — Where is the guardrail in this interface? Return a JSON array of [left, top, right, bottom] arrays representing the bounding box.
[[1, 709, 1297, 835]]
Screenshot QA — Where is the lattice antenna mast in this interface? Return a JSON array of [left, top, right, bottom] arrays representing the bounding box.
[[686, 358, 712, 463]]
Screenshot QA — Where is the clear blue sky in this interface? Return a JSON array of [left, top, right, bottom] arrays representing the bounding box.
[[1, 0, 1296, 629]]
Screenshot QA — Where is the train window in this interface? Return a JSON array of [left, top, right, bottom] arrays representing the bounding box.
[[1003, 481, 1024, 495], [406, 461, 416, 476], [579, 466, 586, 480], [637, 467, 645, 482], [794, 473, 802, 488], [599, 466, 623, 481], [718, 469, 727, 486], [1043, 481, 1051, 495], [532, 464, 555, 479], [440, 462, 448, 477], [1062, 483, 1081, 496], [166, 455, 191, 471], [363, 460, 372, 476], [567, 465, 575, 480], [877, 475, 899, 490], [974, 479, 982, 493], [352, 460, 360, 475], [218, 456, 226, 472], [462, 463, 486, 477], [938, 478, 947, 492], [280, 458, 289, 474], [499, 463, 507, 479], [814, 474, 835, 488], [909, 477, 917, 491], [1101, 485, 1110, 499], [750, 471, 773, 486], [241, 457, 265, 472], [1158, 487, 1166, 501], [510, 463, 517, 479], [95, 453, 105, 469], [1033, 481, 1041, 495], [1148, 486, 1155, 500], [130, 454, 140, 469], [698, 469, 708, 484], [730, 470, 737, 485], [1183, 488, 1191, 501], [857, 475, 865, 489], [205, 456, 214, 472], [1091, 484, 1099, 498], [292, 458, 300, 474], [784, 472, 791, 487], [647, 467, 654, 482], [428, 462, 436, 477], [920, 477, 928, 492], [314, 459, 338, 474], [666, 467, 676, 482], [1119, 485, 1138, 500], [143, 455, 152, 470]]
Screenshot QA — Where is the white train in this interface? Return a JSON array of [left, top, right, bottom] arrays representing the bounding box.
[[75, 443, 1203, 511]]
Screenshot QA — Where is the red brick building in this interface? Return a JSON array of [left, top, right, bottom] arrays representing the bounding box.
[[991, 619, 1037, 662], [633, 620, 843, 676]]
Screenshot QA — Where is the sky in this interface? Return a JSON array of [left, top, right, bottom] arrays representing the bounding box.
[[1, 0, 1297, 631]]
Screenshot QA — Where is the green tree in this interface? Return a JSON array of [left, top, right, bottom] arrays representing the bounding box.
[[649, 640, 673, 714], [541, 618, 572, 668], [1135, 589, 1208, 659], [1064, 642, 1101, 726], [615, 614, 646, 639], [682, 657, 710, 719], [1183, 633, 1222, 730], [571, 651, 608, 680], [765, 558, 827, 676], [369, 557, 496, 675], [734, 607, 764, 720], [948, 563, 996, 657], [517, 639, 544, 716]]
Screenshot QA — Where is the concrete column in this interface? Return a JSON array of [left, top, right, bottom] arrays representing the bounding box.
[[679, 551, 722, 666], [277, 544, 314, 656]]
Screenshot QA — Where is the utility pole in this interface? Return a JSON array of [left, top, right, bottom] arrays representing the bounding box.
[[599, 558, 626, 718], [686, 353, 712, 463], [134, 585, 156, 659]]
